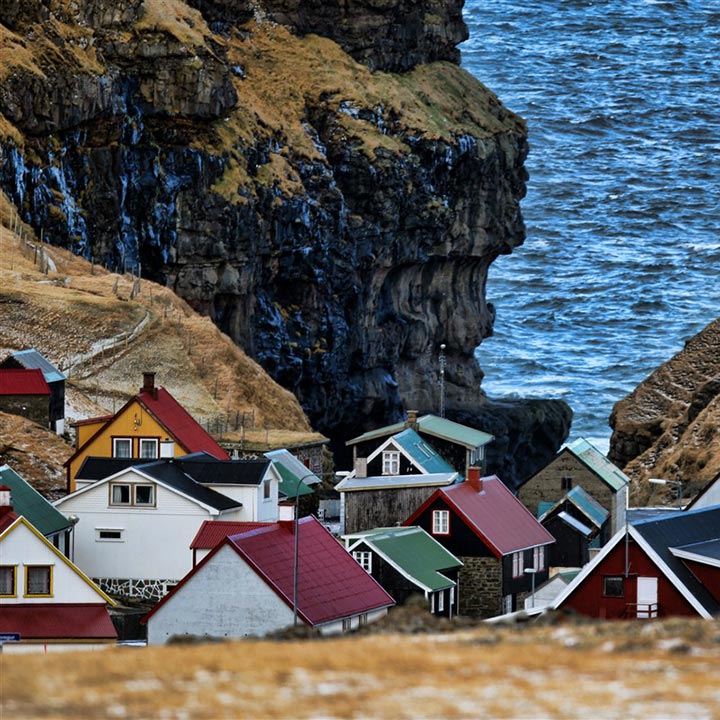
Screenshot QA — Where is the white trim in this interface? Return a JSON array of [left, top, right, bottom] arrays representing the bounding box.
[[669, 546, 720, 569], [352, 436, 435, 478]]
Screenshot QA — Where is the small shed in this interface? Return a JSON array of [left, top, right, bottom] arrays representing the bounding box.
[[0, 369, 50, 427]]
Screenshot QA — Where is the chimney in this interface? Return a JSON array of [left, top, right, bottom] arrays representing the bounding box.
[[278, 502, 296, 530], [0, 486, 12, 515], [406, 410, 418, 428], [160, 438, 175, 459], [467, 466, 483, 493], [142, 372, 158, 400]]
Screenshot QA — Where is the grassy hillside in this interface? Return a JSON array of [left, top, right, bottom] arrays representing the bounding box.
[[3, 615, 720, 718]]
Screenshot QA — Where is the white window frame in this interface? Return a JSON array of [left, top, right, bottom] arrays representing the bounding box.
[[96, 528, 124, 542], [382, 450, 400, 475], [533, 545, 546, 571], [438, 591, 445, 613], [512, 551, 524, 578], [139, 438, 159, 459], [353, 551, 372, 573], [263, 479, 272, 501], [133, 484, 155, 506], [342, 617, 353, 632], [112, 437, 132, 458], [110, 483, 131, 505], [432, 509, 450, 535]]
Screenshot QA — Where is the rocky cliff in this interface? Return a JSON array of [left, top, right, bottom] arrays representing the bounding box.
[[609, 318, 720, 502], [0, 0, 571, 484]]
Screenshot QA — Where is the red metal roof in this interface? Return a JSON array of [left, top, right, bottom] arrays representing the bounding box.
[[138, 387, 229, 460], [405, 476, 555, 558], [0, 604, 117, 640], [0, 509, 19, 534], [190, 520, 273, 549], [228, 517, 394, 626], [0, 369, 50, 396]]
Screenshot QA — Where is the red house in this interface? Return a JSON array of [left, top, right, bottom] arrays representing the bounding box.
[[404, 468, 555, 617], [553, 505, 720, 619]]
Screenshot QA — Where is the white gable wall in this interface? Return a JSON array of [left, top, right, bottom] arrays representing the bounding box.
[[0, 521, 105, 604], [146, 543, 295, 644], [690, 481, 720, 510]]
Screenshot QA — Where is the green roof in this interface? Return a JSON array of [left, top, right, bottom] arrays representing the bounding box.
[[346, 420, 408, 446], [0, 465, 71, 536], [392, 428, 456, 474], [566, 438, 630, 491], [274, 462, 314, 499], [345, 526, 462, 592]]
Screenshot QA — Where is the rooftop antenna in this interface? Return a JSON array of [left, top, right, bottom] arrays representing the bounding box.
[[439, 343, 446, 418]]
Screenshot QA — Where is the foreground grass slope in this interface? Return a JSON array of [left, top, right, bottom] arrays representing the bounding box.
[[4, 617, 720, 718]]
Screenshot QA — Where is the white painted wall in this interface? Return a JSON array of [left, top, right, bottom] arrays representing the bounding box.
[[146, 543, 295, 644], [0, 521, 105, 604], [690, 481, 720, 510]]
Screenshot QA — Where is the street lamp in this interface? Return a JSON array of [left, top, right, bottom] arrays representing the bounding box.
[[648, 478, 683, 508], [524, 567, 538, 608], [292, 472, 319, 627]]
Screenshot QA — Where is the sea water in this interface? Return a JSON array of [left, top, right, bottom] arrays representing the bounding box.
[[461, 0, 720, 451]]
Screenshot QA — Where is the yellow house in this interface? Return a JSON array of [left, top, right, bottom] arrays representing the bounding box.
[[65, 373, 229, 492]]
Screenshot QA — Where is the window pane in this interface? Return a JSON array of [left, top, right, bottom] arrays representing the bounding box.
[[139, 440, 157, 459], [0, 567, 14, 595], [112, 485, 130, 504], [135, 485, 154, 505], [263, 480, 271, 499], [27, 566, 51, 595], [604, 576, 624, 597], [114, 439, 132, 458]]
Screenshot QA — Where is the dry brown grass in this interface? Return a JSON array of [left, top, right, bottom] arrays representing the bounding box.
[[3, 619, 720, 718]]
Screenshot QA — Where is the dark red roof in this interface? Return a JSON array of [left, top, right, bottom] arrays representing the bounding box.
[[228, 517, 394, 626], [0, 509, 19, 534], [190, 520, 273, 550], [405, 476, 555, 558], [0, 369, 50, 396], [138, 388, 229, 460], [0, 604, 117, 640]]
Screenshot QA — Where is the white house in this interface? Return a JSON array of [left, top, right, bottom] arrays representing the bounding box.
[[0, 487, 116, 653], [54, 455, 282, 600]]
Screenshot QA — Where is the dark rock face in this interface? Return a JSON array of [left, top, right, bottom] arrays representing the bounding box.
[[0, 1, 571, 486]]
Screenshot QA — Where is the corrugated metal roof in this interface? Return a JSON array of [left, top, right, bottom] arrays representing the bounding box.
[[345, 526, 462, 592], [566, 438, 629, 491], [407, 476, 555, 557], [190, 520, 272, 550], [0, 604, 116, 640], [345, 420, 408, 446], [336, 472, 460, 492], [672, 538, 720, 562], [566, 486, 609, 527], [0, 368, 50, 396], [138, 387, 229, 460], [537, 501, 555, 519], [8, 349, 66, 383], [0, 465, 71, 536], [265, 449, 321, 485], [273, 461, 314, 498], [393, 428, 456, 474], [415, 415, 493, 449], [229, 517, 395, 626]]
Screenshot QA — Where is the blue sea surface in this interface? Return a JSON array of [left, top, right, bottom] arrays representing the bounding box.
[[461, 0, 720, 451]]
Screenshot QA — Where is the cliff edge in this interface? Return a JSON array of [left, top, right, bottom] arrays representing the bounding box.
[[0, 0, 571, 483]]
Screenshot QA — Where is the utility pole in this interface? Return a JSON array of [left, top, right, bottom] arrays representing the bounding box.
[[439, 343, 446, 418]]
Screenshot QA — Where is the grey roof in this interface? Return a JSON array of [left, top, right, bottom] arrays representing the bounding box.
[[6, 349, 66, 383], [336, 472, 461, 492]]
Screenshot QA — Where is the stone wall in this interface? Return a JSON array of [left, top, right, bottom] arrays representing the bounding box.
[[458, 556, 502, 618], [95, 576, 181, 602]]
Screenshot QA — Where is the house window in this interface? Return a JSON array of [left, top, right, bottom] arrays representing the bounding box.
[[432, 510, 450, 535], [111, 483, 131, 505], [139, 438, 158, 459], [113, 438, 132, 458], [512, 551, 525, 578], [533, 546, 546, 571], [359, 613, 368, 627], [134, 485, 155, 506], [342, 618, 353, 632], [263, 479, 271, 500], [603, 576, 625, 597], [382, 451, 400, 475], [96, 528, 124, 542], [25, 565, 52, 596], [0, 566, 16, 597], [561, 476, 573, 491], [353, 551, 372, 573], [438, 591, 445, 613], [502, 594, 513, 614]]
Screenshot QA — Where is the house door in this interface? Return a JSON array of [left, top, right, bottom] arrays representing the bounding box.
[[636, 577, 658, 618]]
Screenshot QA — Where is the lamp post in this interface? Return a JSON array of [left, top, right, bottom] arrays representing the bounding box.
[[438, 343, 446, 419], [648, 478, 683, 508], [524, 567, 538, 609], [292, 472, 319, 627]]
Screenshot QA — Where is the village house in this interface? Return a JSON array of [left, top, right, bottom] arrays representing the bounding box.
[[553, 505, 720, 619], [336, 427, 461, 534], [54, 454, 282, 600], [0, 487, 116, 653], [189, 520, 272, 567], [404, 468, 555, 617], [0, 349, 66, 433], [518, 438, 629, 535], [64, 371, 229, 492], [346, 411, 493, 477], [0, 368, 50, 428], [143, 510, 395, 643], [343, 526, 463, 617]]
